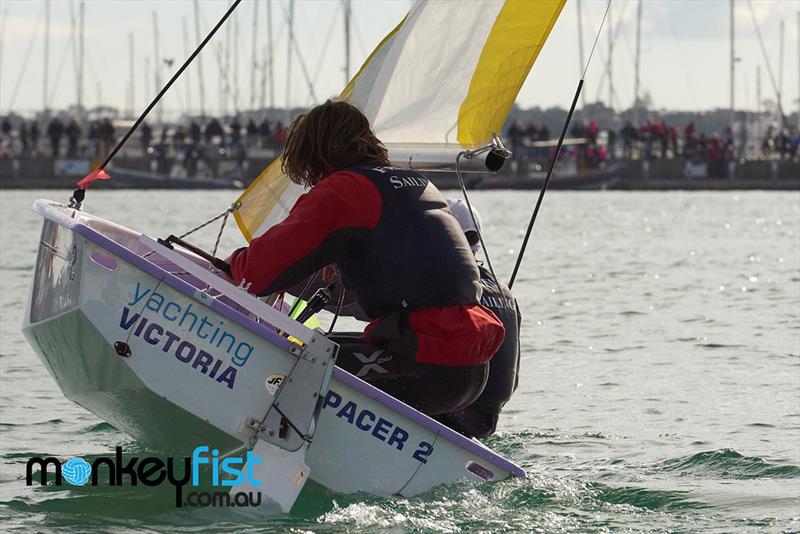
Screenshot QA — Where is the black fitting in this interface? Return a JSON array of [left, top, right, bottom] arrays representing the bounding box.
[[114, 341, 132, 357]]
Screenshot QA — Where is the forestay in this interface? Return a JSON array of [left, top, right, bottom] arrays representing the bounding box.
[[233, 0, 565, 242]]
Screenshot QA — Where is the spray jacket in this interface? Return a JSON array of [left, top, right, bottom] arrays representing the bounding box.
[[228, 163, 505, 366]]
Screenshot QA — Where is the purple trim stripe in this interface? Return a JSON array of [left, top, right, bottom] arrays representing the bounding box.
[[72, 223, 295, 353], [69, 220, 524, 478]]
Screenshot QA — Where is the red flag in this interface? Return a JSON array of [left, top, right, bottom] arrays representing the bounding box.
[[76, 168, 111, 189]]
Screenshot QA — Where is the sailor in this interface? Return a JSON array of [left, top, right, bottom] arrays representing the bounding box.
[[225, 100, 504, 416], [438, 199, 522, 438]]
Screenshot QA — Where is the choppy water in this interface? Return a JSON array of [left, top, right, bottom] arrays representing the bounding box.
[[1, 189, 798, 533]]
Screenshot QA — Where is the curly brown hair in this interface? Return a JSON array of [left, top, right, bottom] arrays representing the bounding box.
[[281, 100, 390, 187]]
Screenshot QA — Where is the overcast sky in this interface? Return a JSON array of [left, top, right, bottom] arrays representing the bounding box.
[[1, 0, 798, 117]]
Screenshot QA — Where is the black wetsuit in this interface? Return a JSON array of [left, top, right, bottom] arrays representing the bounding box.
[[438, 266, 521, 437]]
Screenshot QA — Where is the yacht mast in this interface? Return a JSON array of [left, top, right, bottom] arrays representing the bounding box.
[[193, 0, 206, 117], [286, 0, 294, 117], [778, 18, 784, 120], [607, 2, 613, 112], [634, 0, 642, 121], [267, 0, 274, 109], [250, 0, 259, 110], [576, 0, 585, 108], [182, 17, 192, 114], [43, 0, 50, 112], [152, 11, 162, 124], [129, 32, 135, 116], [730, 0, 735, 124], [78, 0, 84, 110], [343, 0, 351, 86]]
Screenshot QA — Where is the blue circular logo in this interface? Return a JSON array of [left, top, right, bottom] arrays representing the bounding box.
[[62, 457, 91, 486]]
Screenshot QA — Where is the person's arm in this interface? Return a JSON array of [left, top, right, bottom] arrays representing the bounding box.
[[228, 171, 381, 296]]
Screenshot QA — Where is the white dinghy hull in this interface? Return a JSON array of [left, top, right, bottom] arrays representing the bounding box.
[[23, 199, 523, 500]]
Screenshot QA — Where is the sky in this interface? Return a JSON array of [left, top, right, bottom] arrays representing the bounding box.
[[0, 0, 798, 118]]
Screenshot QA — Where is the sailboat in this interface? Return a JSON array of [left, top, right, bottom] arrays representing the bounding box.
[[22, 0, 565, 513]]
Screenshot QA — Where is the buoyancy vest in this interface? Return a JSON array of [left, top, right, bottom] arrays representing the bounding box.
[[470, 266, 521, 413], [337, 164, 504, 366]]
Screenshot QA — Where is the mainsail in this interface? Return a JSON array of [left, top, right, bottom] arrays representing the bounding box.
[[233, 0, 565, 242]]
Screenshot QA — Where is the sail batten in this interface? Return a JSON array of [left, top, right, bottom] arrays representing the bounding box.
[[234, 0, 565, 242]]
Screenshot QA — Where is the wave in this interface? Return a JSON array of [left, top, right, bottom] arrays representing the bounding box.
[[659, 449, 800, 479]]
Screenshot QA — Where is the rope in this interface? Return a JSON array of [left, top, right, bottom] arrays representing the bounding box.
[[142, 203, 238, 259]]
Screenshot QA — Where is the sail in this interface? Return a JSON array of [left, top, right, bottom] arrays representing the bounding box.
[[233, 0, 565, 242]]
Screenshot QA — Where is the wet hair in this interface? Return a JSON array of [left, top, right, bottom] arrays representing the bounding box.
[[281, 100, 390, 187]]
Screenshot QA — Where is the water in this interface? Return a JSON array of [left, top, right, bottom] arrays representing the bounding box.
[[1, 189, 798, 532]]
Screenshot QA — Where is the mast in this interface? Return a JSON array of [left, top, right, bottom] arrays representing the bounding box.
[[756, 64, 761, 150], [43, 0, 50, 112], [267, 0, 274, 109], [193, 0, 206, 117], [286, 0, 294, 117], [634, 0, 642, 121], [0, 9, 5, 100], [152, 11, 162, 124], [224, 0, 232, 115], [78, 0, 84, 110], [182, 17, 192, 115], [576, 0, 585, 108], [607, 2, 613, 113], [129, 32, 135, 116], [730, 0, 734, 125], [797, 8, 799, 130], [233, 9, 239, 114], [343, 0, 351, 86], [250, 0, 259, 110], [778, 18, 784, 121]]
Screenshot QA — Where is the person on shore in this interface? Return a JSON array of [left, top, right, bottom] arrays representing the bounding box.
[[100, 118, 114, 154], [65, 119, 81, 157], [438, 199, 521, 438], [140, 121, 153, 154], [47, 117, 64, 157], [258, 118, 271, 148], [19, 121, 30, 156], [30, 121, 40, 155], [225, 100, 504, 416], [188, 121, 201, 146]]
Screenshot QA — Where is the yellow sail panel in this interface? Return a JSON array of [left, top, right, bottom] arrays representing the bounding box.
[[233, 158, 303, 242], [457, 0, 565, 146]]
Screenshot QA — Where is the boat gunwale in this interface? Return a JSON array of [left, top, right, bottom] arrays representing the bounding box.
[[33, 199, 525, 478]]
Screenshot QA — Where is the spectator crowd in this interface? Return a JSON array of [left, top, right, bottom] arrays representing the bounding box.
[[506, 117, 800, 176]]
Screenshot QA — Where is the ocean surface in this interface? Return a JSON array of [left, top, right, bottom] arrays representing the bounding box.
[[0, 189, 798, 533]]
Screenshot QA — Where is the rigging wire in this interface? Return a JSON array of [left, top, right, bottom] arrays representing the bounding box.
[[8, 4, 45, 110], [746, 0, 788, 126], [311, 1, 343, 88], [455, 152, 499, 286], [72, 0, 242, 205], [508, 0, 610, 290], [278, 0, 318, 105]]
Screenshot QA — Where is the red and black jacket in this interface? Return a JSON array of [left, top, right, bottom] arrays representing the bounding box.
[[229, 163, 505, 366]]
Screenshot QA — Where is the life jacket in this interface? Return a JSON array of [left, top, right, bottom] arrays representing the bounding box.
[[337, 164, 504, 366], [470, 266, 521, 413], [437, 266, 521, 437]]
